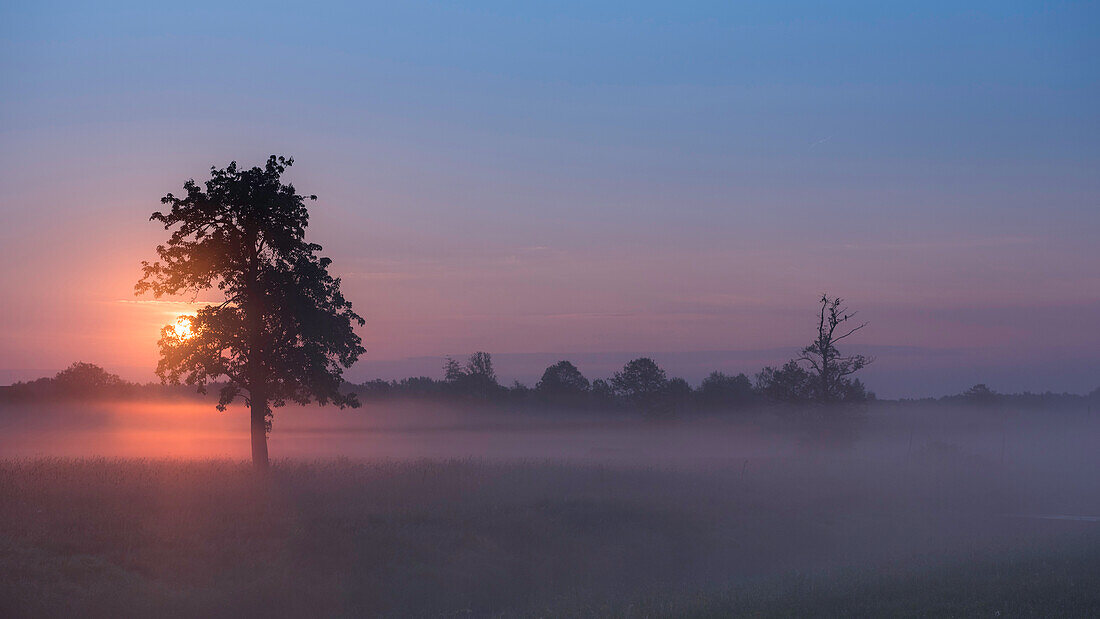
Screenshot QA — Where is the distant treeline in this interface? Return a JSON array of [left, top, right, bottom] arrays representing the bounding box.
[[348, 353, 870, 414], [890, 382, 1100, 412], [8, 359, 1094, 415], [0, 362, 198, 401], [349, 353, 1100, 413]]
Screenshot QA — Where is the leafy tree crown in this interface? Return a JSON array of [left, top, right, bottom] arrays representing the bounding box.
[[135, 156, 365, 417], [537, 360, 591, 394], [611, 357, 668, 399]]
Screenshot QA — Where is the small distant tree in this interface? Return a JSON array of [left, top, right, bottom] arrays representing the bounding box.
[[754, 360, 816, 403], [465, 352, 496, 382], [698, 371, 754, 410], [444, 352, 501, 398], [536, 360, 590, 405], [961, 383, 999, 406], [444, 357, 464, 382], [612, 358, 668, 410], [796, 294, 873, 404], [135, 156, 365, 469], [52, 362, 126, 395]]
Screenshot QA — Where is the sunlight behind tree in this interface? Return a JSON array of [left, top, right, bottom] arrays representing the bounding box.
[[136, 156, 365, 469], [170, 315, 194, 340]]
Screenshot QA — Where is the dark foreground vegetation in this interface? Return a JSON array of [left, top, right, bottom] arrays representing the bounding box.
[[1, 456, 1098, 618]]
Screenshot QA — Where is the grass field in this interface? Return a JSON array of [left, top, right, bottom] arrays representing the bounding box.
[[1, 456, 1097, 617]]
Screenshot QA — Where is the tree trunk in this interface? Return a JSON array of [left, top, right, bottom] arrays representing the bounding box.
[[244, 222, 269, 470], [250, 396, 268, 470]]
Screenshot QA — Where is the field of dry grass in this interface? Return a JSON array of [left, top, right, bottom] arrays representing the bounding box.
[[1, 455, 1097, 617]]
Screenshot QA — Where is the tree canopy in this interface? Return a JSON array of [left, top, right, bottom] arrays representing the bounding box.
[[537, 361, 591, 395], [444, 351, 501, 398], [754, 360, 816, 403], [53, 361, 126, 394], [611, 358, 669, 407], [698, 371, 754, 408]]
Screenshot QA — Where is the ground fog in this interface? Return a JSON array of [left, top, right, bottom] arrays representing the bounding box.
[[0, 399, 1098, 616]]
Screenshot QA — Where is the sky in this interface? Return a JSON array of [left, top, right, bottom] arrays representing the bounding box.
[[1, 1, 1098, 398]]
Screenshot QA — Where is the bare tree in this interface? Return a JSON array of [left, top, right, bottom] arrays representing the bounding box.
[[797, 294, 873, 404]]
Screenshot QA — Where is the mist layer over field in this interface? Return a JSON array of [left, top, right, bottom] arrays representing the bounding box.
[[3, 398, 1097, 466], [2, 399, 824, 462], [1, 400, 1098, 616]]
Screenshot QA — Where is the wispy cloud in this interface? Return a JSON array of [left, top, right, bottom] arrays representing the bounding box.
[[807, 135, 833, 150], [836, 236, 1036, 252]]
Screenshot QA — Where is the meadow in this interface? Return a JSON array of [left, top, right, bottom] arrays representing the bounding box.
[[1, 402, 1098, 617]]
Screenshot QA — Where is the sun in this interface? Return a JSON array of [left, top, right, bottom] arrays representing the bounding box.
[[172, 315, 194, 340]]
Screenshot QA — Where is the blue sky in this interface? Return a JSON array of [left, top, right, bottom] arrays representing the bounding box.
[[1, 1, 1098, 396]]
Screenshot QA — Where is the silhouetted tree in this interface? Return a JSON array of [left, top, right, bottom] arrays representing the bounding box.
[[52, 362, 126, 395], [135, 156, 365, 469], [466, 352, 495, 382], [754, 360, 816, 403], [536, 361, 590, 407], [796, 294, 873, 404], [444, 352, 501, 398], [838, 378, 874, 403], [666, 377, 694, 412], [537, 360, 589, 393], [612, 358, 668, 410], [698, 371, 754, 410], [961, 383, 999, 406], [444, 357, 464, 382]]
